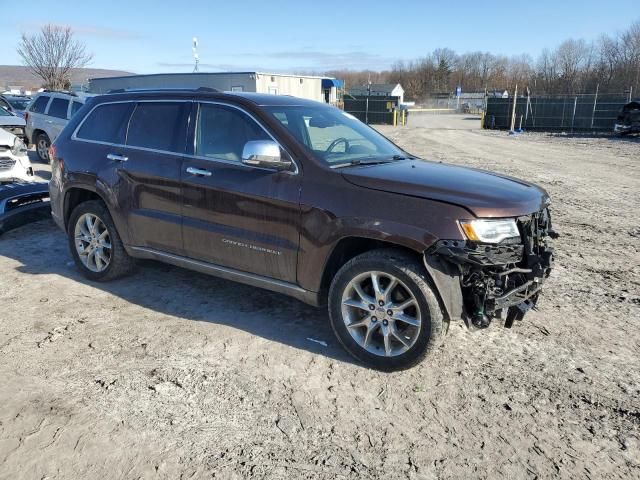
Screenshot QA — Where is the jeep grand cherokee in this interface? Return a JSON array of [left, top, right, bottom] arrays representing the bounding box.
[[49, 89, 556, 370]]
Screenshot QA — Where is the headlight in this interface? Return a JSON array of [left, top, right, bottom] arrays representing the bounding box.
[[11, 137, 27, 156], [459, 218, 520, 243]]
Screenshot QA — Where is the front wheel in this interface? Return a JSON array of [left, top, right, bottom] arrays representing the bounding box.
[[328, 249, 445, 371]]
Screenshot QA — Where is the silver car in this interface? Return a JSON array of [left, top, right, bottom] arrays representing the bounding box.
[[25, 91, 93, 162]]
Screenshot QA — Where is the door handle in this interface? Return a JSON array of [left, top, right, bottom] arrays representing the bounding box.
[[107, 153, 128, 162], [186, 166, 212, 177]]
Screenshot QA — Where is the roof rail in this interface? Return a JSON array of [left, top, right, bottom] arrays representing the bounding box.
[[41, 89, 78, 96], [106, 87, 220, 94]]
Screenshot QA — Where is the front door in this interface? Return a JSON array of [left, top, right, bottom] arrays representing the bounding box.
[[118, 101, 191, 255], [181, 102, 300, 283]]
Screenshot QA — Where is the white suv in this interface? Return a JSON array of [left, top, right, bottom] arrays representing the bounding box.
[[25, 91, 93, 162]]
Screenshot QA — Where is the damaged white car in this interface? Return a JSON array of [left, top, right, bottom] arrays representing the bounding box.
[[0, 128, 33, 183]]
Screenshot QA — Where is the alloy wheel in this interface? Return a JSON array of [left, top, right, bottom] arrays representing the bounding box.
[[37, 138, 49, 161], [74, 213, 112, 273], [341, 271, 421, 357]]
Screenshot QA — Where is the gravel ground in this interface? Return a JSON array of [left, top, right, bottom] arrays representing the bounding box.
[[0, 117, 638, 479]]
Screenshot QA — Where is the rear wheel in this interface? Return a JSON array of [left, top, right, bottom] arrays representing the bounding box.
[[68, 200, 135, 281], [328, 249, 444, 371], [36, 133, 51, 162]]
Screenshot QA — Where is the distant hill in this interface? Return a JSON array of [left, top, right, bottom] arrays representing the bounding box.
[[0, 65, 133, 90]]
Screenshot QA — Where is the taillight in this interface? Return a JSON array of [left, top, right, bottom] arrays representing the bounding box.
[[48, 144, 56, 161], [24, 111, 29, 122]]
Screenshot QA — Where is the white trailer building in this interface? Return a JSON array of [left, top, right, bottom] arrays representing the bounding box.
[[88, 72, 341, 104]]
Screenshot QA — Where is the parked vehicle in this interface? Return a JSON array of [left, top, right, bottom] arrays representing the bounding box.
[[614, 100, 640, 135], [0, 180, 50, 235], [49, 89, 556, 370], [0, 106, 27, 143], [0, 94, 32, 118], [0, 128, 33, 183], [25, 91, 93, 162]]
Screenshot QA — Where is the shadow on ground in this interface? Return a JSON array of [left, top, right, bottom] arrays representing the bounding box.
[[0, 218, 357, 366]]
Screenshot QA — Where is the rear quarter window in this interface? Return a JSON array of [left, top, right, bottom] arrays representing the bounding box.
[[29, 96, 50, 114], [75, 102, 133, 144], [70, 101, 83, 117]]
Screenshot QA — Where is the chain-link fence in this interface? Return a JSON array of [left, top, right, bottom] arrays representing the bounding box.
[[485, 93, 632, 132]]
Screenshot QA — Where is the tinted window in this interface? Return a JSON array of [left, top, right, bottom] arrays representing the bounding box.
[[76, 103, 133, 144], [71, 101, 83, 117], [126, 102, 189, 153], [48, 98, 70, 119], [29, 96, 50, 113], [196, 104, 270, 161]]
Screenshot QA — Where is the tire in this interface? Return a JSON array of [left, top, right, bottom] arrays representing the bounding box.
[[328, 249, 444, 371], [36, 133, 51, 162], [67, 200, 135, 281]]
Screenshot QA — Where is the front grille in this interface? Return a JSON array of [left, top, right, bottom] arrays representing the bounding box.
[[0, 157, 17, 171]]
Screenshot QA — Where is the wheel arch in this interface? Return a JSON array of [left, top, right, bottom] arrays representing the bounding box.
[[319, 237, 422, 302], [63, 186, 106, 229], [319, 236, 462, 325]]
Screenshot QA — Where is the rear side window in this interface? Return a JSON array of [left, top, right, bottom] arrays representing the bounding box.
[[48, 98, 70, 119], [70, 101, 83, 117], [29, 96, 50, 113], [126, 102, 189, 153], [76, 103, 133, 144]]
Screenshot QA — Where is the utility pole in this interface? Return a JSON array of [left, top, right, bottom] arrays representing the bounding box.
[[590, 83, 599, 129], [192, 37, 199, 73], [510, 84, 518, 132]]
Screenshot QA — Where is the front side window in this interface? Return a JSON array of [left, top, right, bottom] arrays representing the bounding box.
[[195, 103, 270, 162], [76, 103, 133, 144], [126, 102, 189, 153], [265, 105, 405, 166], [29, 96, 50, 114], [48, 98, 70, 119]]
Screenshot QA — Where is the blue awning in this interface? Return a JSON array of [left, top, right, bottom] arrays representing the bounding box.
[[322, 78, 344, 89]]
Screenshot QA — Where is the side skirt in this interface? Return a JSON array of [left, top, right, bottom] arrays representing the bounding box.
[[129, 246, 320, 307]]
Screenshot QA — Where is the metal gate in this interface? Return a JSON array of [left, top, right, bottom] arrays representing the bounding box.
[[343, 95, 399, 125]]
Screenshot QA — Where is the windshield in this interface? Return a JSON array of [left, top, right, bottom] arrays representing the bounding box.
[[7, 97, 31, 110], [264, 105, 406, 166]]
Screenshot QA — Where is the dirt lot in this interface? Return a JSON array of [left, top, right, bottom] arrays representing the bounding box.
[[1, 117, 638, 479]]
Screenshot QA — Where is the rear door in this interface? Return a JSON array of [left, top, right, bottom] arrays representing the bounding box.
[[45, 97, 70, 141], [118, 101, 191, 255], [181, 102, 300, 282]]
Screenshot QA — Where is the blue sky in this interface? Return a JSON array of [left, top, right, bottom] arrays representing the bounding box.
[[1, 0, 637, 73]]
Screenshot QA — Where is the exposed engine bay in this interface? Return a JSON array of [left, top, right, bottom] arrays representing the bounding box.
[[428, 209, 558, 329]]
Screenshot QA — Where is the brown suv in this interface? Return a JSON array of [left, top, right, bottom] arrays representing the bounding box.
[[49, 89, 556, 370]]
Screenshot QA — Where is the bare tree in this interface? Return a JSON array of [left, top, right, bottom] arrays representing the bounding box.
[[17, 24, 92, 90]]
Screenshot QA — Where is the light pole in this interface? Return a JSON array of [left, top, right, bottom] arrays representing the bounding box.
[[192, 37, 199, 73]]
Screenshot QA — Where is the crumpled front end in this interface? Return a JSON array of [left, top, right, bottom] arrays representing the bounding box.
[[427, 209, 557, 329]]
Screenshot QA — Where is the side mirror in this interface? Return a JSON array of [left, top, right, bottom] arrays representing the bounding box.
[[241, 140, 292, 171]]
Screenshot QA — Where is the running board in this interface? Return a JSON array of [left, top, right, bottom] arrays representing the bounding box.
[[129, 246, 319, 306]]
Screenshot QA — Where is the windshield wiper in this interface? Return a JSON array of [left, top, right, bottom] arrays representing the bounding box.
[[330, 155, 412, 169]]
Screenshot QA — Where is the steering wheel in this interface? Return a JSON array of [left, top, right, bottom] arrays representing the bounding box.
[[326, 137, 350, 153]]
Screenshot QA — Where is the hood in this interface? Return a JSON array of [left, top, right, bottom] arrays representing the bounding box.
[[341, 159, 549, 218], [0, 115, 26, 127], [0, 128, 17, 147]]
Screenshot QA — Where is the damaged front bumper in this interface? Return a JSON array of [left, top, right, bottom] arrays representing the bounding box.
[[426, 209, 557, 329]]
